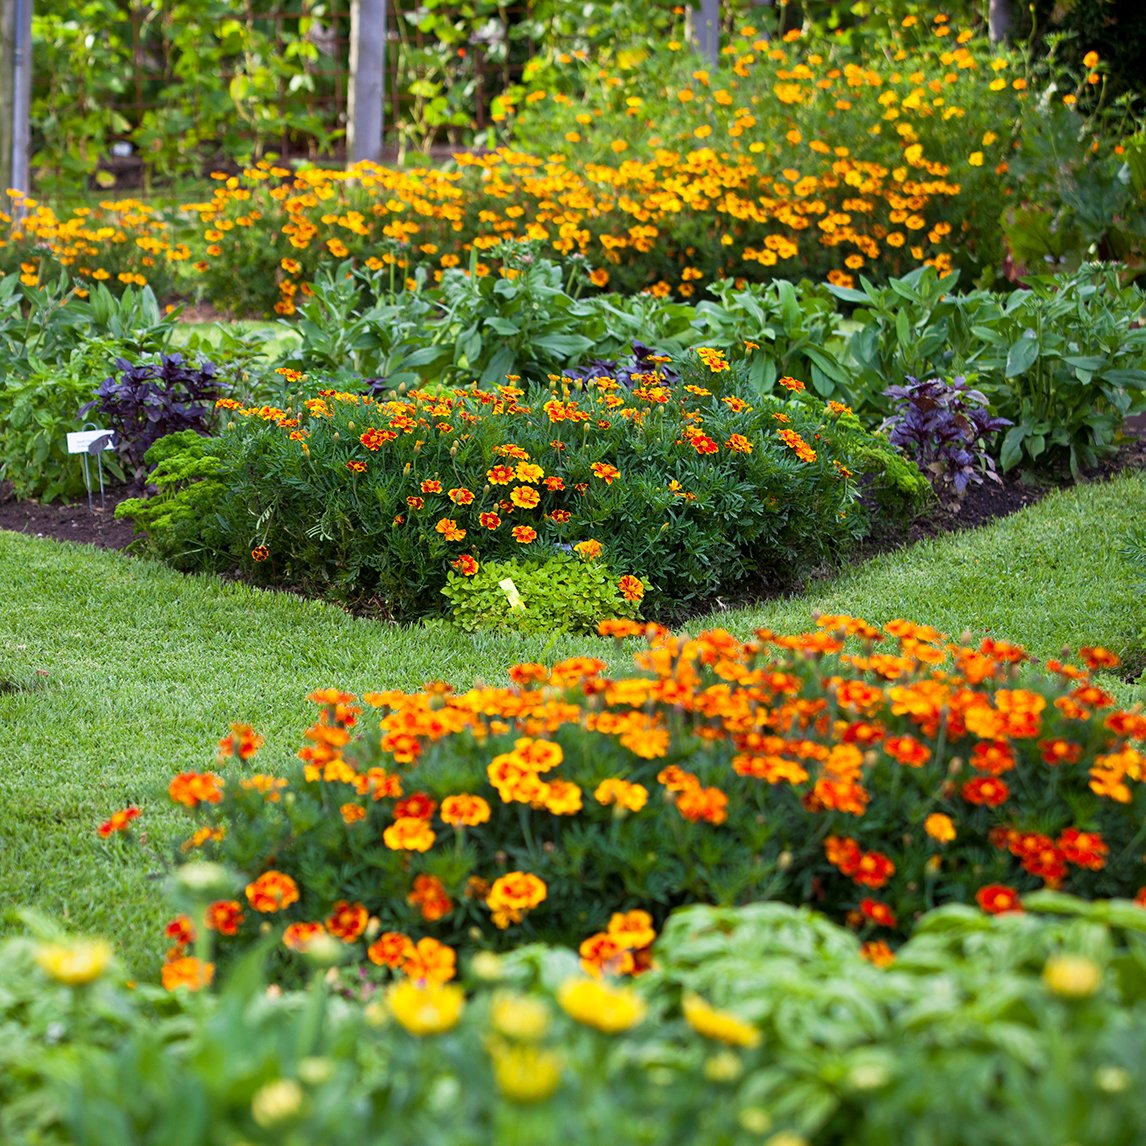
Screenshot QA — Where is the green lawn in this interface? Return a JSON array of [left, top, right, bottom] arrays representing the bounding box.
[[2, 469, 1143, 975]]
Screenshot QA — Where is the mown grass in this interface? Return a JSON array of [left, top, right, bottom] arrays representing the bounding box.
[[2, 469, 1143, 976]]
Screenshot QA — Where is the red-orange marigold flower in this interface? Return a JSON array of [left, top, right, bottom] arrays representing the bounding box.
[[512, 525, 537, 544], [440, 793, 492, 826], [245, 870, 300, 913], [283, 921, 326, 951], [205, 899, 244, 936], [326, 899, 369, 942], [162, 956, 215, 991], [976, 884, 1022, 915], [98, 805, 141, 838], [860, 898, 897, 928], [168, 771, 224, 808], [368, 931, 415, 967], [618, 575, 644, 601], [962, 776, 1010, 807]]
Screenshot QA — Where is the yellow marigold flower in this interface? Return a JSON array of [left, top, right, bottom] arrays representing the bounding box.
[[490, 1042, 563, 1104], [594, 777, 648, 812], [35, 939, 113, 986], [924, 813, 956, 843], [1043, 954, 1102, 999], [968, 151, 984, 166], [490, 991, 551, 1041], [682, 993, 761, 1048], [388, 979, 465, 1035], [1083, 50, 1099, 69], [383, 816, 436, 852], [557, 977, 647, 1033]]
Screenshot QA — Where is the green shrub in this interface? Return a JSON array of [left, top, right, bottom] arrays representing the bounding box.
[[441, 552, 641, 636]]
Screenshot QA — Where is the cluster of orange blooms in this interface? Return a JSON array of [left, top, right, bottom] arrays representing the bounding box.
[[135, 612, 1146, 988]]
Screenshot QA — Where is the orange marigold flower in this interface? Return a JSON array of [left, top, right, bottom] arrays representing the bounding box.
[[402, 936, 457, 985], [859, 940, 895, 967], [394, 792, 437, 820], [544, 475, 565, 491], [368, 931, 415, 968], [434, 517, 466, 542], [217, 722, 264, 761], [778, 376, 806, 391], [924, 813, 956, 843], [421, 479, 443, 494], [448, 487, 475, 505], [205, 899, 244, 936], [360, 427, 396, 451], [591, 462, 620, 484], [451, 554, 479, 576], [168, 771, 224, 808], [283, 921, 327, 952], [618, 574, 644, 601], [512, 525, 537, 544], [970, 740, 1016, 775], [725, 433, 753, 453], [1039, 738, 1082, 766], [487, 464, 516, 484], [250, 545, 270, 562], [98, 805, 141, 838], [327, 899, 369, 942], [543, 778, 583, 815], [479, 511, 503, 530], [676, 785, 729, 824], [162, 956, 215, 991], [976, 884, 1022, 915], [408, 873, 454, 922], [246, 870, 300, 913], [383, 816, 436, 852], [166, 914, 196, 945], [579, 932, 636, 977], [574, 538, 603, 561], [1057, 827, 1108, 871]]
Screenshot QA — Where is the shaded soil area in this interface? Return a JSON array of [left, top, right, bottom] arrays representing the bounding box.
[[2, 429, 1143, 563]]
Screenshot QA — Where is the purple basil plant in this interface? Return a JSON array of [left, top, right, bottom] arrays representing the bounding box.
[[81, 354, 228, 488], [882, 376, 1011, 507]]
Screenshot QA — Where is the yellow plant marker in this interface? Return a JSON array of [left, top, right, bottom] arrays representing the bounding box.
[[498, 577, 524, 610]]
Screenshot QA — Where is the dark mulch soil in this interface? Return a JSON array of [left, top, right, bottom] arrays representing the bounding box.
[[2, 428, 1143, 565]]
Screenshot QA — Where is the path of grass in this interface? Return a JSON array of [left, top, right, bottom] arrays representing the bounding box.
[[2, 470, 1143, 974]]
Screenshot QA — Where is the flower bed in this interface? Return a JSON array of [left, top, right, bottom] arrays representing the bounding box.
[[116, 355, 923, 619], [99, 614, 1146, 989]]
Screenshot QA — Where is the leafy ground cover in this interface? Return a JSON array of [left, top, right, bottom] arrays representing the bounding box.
[[2, 470, 1142, 976], [5, 896, 1145, 1145]]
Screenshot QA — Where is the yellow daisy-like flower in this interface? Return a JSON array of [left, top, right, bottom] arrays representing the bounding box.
[[388, 980, 466, 1035], [557, 977, 647, 1033], [682, 993, 762, 1048]]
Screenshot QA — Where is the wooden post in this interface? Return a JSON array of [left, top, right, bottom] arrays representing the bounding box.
[[0, 0, 15, 192], [691, 0, 720, 68], [989, 0, 1013, 43], [10, 0, 30, 194], [348, 0, 387, 164]]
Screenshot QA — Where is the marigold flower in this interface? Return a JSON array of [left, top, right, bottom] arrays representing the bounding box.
[[924, 813, 956, 843], [676, 785, 729, 825], [487, 871, 547, 928], [511, 525, 537, 544], [394, 792, 437, 820], [168, 771, 224, 808], [205, 899, 244, 935], [407, 874, 454, 922], [510, 485, 540, 509], [860, 898, 897, 928], [557, 977, 646, 1032], [491, 1042, 564, 1104], [161, 955, 215, 992], [441, 793, 491, 826], [368, 931, 415, 968], [388, 980, 465, 1035], [590, 462, 620, 484], [434, 517, 466, 542], [682, 993, 761, 1047], [543, 779, 583, 815], [594, 777, 649, 813], [283, 921, 326, 952], [859, 940, 895, 967], [976, 884, 1022, 915], [383, 816, 436, 852], [245, 870, 300, 913], [448, 486, 475, 505], [326, 900, 369, 942], [402, 936, 457, 984], [579, 932, 635, 977], [487, 464, 516, 484], [617, 574, 644, 602], [36, 939, 113, 986], [852, 850, 896, 889], [574, 538, 603, 561], [251, 545, 270, 562], [98, 805, 141, 838], [962, 776, 1009, 807], [479, 511, 502, 530], [607, 909, 657, 950]]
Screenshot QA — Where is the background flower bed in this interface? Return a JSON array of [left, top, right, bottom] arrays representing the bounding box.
[[137, 616, 1146, 989], [116, 353, 924, 620], [5, 895, 1145, 1145]]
